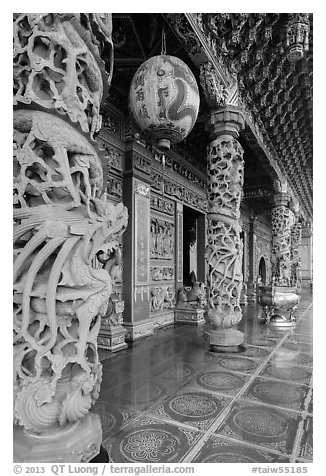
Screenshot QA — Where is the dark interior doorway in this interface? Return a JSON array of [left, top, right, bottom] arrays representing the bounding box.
[[258, 257, 267, 284], [182, 206, 205, 286]]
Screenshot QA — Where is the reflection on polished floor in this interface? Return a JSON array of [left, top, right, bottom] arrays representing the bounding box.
[[95, 291, 313, 463]]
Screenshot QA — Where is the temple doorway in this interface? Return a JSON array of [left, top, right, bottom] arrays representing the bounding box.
[[258, 257, 267, 284], [182, 206, 206, 285]]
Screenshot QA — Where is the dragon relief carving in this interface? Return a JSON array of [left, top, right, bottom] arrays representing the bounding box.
[[199, 62, 228, 108], [13, 12, 128, 436], [205, 135, 244, 329], [13, 110, 128, 432], [13, 13, 113, 139], [271, 205, 295, 285], [290, 221, 302, 287]]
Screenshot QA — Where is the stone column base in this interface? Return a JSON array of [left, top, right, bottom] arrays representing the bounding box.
[[124, 319, 154, 343], [175, 308, 205, 325], [152, 311, 175, 329], [203, 324, 244, 352], [14, 412, 102, 463], [247, 292, 257, 303], [98, 325, 128, 352], [240, 295, 248, 306]]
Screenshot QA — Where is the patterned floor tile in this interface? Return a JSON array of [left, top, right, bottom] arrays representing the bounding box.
[[245, 336, 280, 347], [207, 354, 260, 374], [104, 417, 202, 463], [259, 362, 312, 384], [298, 416, 313, 460], [240, 377, 310, 412], [151, 361, 195, 385], [290, 333, 313, 343], [92, 401, 139, 440], [194, 370, 249, 396], [192, 435, 290, 463], [99, 377, 168, 411], [214, 401, 301, 455], [295, 352, 313, 367], [148, 391, 230, 430], [181, 348, 215, 365], [282, 341, 313, 354], [94, 293, 313, 463], [100, 367, 130, 391], [240, 345, 271, 359]]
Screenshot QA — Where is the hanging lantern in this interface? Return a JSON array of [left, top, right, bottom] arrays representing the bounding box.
[[285, 14, 310, 62], [129, 54, 200, 150]]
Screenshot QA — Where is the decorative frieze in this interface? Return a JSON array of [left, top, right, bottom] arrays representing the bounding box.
[[107, 176, 123, 201], [134, 153, 151, 176], [164, 154, 206, 190], [150, 170, 207, 213], [96, 138, 123, 171], [151, 266, 174, 281], [150, 194, 175, 216]]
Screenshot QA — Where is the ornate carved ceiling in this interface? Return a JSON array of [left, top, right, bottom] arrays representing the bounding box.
[[106, 13, 313, 221], [165, 13, 313, 220]]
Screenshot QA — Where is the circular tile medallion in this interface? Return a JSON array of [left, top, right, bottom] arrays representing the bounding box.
[[197, 371, 245, 391], [167, 393, 219, 418], [118, 428, 182, 463], [119, 382, 165, 404], [266, 365, 310, 381], [232, 408, 287, 438], [219, 357, 256, 372], [252, 381, 304, 405], [243, 346, 269, 358], [101, 412, 117, 434]]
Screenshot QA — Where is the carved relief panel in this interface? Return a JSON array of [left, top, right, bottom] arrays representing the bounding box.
[[150, 194, 176, 317], [150, 218, 175, 260]]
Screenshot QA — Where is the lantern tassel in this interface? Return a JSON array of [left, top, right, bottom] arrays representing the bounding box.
[[161, 27, 166, 55], [162, 153, 165, 197]]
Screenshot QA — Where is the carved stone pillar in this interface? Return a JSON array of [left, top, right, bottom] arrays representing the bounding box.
[[203, 106, 245, 351], [290, 219, 302, 288], [271, 193, 295, 285], [13, 13, 128, 462], [299, 221, 313, 288], [247, 216, 258, 302]]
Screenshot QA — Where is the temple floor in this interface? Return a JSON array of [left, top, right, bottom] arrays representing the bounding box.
[[96, 290, 313, 464]]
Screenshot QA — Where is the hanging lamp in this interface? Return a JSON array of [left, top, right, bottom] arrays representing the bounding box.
[[129, 27, 200, 150]]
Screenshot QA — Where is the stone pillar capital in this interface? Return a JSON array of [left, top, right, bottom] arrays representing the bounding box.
[[206, 105, 245, 139], [273, 192, 290, 208]]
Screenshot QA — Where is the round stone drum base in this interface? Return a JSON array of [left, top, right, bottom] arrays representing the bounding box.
[[204, 326, 244, 350], [14, 412, 103, 463], [210, 344, 246, 354], [268, 314, 297, 328]]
